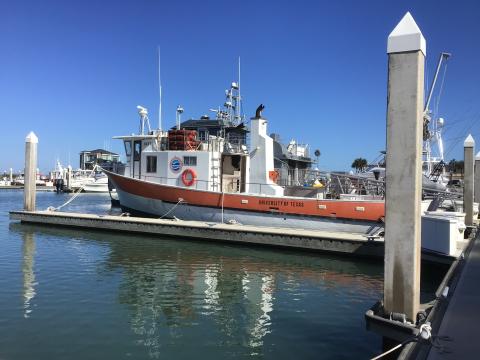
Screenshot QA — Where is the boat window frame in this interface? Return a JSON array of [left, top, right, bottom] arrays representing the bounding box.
[[198, 128, 209, 141], [124, 141, 132, 157], [183, 156, 197, 166], [146, 155, 157, 173], [133, 141, 141, 161]]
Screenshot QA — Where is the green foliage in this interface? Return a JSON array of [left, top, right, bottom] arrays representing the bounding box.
[[351, 158, 368, 173]]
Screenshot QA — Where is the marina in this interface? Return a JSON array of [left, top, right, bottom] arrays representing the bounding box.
[[0, 190, 388, 359], [2, 2, 480, 359]]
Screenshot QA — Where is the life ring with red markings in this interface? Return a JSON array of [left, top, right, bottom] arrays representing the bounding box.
[[181, 168, 197, 187]]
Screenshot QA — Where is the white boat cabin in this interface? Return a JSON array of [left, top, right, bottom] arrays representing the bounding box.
[[114, 116, 284, 197]]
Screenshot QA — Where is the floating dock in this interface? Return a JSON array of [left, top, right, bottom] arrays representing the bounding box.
[[9, 210, 465, 264], [10, 210, 385, 257], [393, 230, 479, 359]]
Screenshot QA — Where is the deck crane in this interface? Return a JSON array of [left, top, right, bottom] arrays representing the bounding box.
[[423, 52, 451, 178]]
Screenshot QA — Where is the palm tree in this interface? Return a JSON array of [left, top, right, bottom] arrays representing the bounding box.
[[351, 158, 368, 173]]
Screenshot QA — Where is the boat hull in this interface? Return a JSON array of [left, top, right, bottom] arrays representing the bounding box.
[[105, 171, 385, 234]]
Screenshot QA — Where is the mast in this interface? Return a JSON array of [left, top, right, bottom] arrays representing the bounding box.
[[158, 46, 162, 131], [237, 56, 241, 123], [424, 52, 450, 114]]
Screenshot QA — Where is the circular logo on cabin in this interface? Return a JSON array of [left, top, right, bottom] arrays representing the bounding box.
[[170, 157, 183, 173]]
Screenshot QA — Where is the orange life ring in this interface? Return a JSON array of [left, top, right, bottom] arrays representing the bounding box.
[[268, 170, 279, 183], [181, 168, 197, 187]]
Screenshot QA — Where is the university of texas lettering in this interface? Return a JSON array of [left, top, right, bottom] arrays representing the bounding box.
[[258, 199, 304, 207]]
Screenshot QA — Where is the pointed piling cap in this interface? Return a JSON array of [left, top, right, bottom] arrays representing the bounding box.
[[475, 152, 480, 161], [387, 12, 426, 56], [25, 131, 38, 144], [464, 134, 475, 148]]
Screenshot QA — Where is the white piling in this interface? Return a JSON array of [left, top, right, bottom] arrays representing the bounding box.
[[67, 166, 72, 191], [474, 152, 480, 204], [384, 12, 425, 322], [9, 168, 13, 184], [24, 132, 38, 211], [464, 135, 475, 225]]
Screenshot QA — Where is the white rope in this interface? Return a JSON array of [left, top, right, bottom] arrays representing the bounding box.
[[221, 191, 225, 223], [159, 198, 184, 219], [48, 165, 99, 212], [370, 323, 432, 360], [370, 343, 403, 360]]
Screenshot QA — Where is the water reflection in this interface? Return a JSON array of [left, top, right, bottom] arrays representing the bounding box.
[[22, 231, 36, 318], [10, 222, 384, 358]]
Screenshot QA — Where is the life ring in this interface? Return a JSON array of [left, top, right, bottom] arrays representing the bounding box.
[[268, 170, 279, 183], [181, 168, 197, 187]]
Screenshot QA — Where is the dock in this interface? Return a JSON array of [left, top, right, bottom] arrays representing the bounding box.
[[9, 210, 466, 265], [395, 230, 480, 359], [0, 186, 54, 191], [9, 210, 385, 257], [426, 231, 480, 359]]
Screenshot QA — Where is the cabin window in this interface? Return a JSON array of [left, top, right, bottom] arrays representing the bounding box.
[[133, 141, 141, 161], [124, 141, 132, 156], [183, 156, 197, 166], [198, 129, 209, 141], [146, 156, 157, 173]]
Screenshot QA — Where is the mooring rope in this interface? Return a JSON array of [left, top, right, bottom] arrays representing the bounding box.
[[47, 165, 99, 212], [221, 190, 225, 223], [158, 198, 185, 219], [370, 323, 432, 360]]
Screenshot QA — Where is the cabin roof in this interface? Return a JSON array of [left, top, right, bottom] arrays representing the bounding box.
[[178, 119, 249, 133], [80, 148, 119, 155]]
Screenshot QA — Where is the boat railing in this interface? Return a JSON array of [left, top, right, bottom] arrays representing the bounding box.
[[275, 168, 385, 196], [136, 171, 460, 201], [138, 174, 295, 195]]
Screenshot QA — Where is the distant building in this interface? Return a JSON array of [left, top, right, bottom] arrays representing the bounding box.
[[79, 149, 120, 170]]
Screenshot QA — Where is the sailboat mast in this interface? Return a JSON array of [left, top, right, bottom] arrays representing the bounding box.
[[158, 46, 162, 131]]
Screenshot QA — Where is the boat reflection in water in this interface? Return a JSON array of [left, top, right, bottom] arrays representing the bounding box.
[[10, 222, 384, 359], [101, 233, 383, 358]]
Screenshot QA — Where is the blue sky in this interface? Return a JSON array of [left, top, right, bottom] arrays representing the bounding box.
[[1, 0, 479, 174]]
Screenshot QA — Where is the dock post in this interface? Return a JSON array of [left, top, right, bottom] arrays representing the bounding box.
[[464, 135, 475, 225], [24, 132, 38, 211], [66, 166, 72, 191], [384, 12, 425, 322], [474, 152, 480, 204], [9, 167, 13, 184]]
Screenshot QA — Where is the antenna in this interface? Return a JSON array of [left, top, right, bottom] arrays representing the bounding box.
[[238, 56, 241, 123], [137, 105, 151, 134], [158, 46, 162, 131], [176, 105, 184, 130]]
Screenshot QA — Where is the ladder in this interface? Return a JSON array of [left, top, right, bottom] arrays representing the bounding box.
[[211, 152, 221, 191]]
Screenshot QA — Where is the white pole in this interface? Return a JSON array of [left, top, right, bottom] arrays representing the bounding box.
[[464, 134, 475, 225], [24, 132, 38, 211], [474, 151, 480, 203], [158, 46, 162, 131], [238, 56, 241, 122], [384, 12, 426, 322]]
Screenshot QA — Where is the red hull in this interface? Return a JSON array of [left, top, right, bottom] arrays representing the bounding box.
[[106, 171, 385, 222]]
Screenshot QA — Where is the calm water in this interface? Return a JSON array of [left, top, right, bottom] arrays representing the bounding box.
[[0, 190, 442, 359]]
